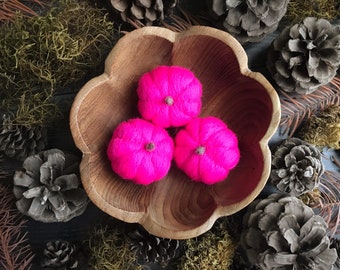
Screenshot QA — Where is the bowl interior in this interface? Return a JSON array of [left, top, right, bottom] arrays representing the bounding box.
[[72, 28, 277, 238]]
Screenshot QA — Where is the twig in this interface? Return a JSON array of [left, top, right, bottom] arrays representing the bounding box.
[[0, 185, 34, 270], [312, 171, 340, 238], [0, 0, 45, 22], [331, 155, 340, 168], [279, 76, 340, 137]]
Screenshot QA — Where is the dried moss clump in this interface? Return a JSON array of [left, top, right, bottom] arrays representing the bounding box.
[[178, 221, 236, 269], [87, 225, 142, 270], [298, 188, 321, 207], [300, 105, 340, 149], [286, 0, 340, 23], [0, 0, 116, 126]]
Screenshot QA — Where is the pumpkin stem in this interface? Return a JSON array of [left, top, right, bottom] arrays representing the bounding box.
[[195, 146, 205, 155], [164, 96, 174, 106], [145, 142, 156, 151]]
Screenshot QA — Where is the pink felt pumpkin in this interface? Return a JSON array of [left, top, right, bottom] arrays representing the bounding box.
[[174, 116, 240, 185], [137, 65, 202, 128], [107, 118, 174, 185]]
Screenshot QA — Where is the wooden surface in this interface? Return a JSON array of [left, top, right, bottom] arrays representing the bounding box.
[[70, 26, 281, 239]]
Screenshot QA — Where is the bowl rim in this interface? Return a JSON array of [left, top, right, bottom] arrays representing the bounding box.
[[70, 25, 281, 239]]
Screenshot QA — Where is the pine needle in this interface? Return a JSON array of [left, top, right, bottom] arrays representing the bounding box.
[[161, 7, 204, 32], [0, 185, 34, 270], [331, 155, 340, 168], [279, 76, 340, 137], [0, 155, 9, 180], [124, 7, 207, 32], [308, 171, 340, 238], [0, 0, 45, 22]]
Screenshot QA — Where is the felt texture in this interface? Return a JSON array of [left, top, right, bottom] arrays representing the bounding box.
[[174, 117, 240, 185], [107, 118, 174, 185], [137, 65, 202, 128]]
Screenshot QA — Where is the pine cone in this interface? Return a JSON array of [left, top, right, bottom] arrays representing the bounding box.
[[109, 0, 177, 25], [41, 240, 78, 269], [129, 227, 183, 266], [330, 238, 340, 269], [229, 249, 259, 270], [13, 149, 89, 222], [209, 0, 289, 44], [267, 17, 340, 94], [240, 193, 337, 269], [270, 137, 324, 197], [0, 113, 47, 160]]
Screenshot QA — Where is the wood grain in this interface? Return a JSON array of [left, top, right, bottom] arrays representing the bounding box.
[[70, 26, 281, 239]]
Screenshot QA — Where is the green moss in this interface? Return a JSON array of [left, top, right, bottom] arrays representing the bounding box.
[[178, 221, 236, 270], [87, 225, 142, 270], [0, 0, 117, 126], [286, 0, 339, 23], [298, 188, 321, 207], [300, 105, 340, 149]]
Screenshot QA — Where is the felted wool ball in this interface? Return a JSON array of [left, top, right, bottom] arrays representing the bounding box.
[[107, 118, 174, 185], [137, 65, 202, 128], [174, 117, 240, 185]]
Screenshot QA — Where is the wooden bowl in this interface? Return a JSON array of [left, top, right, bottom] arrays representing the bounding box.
[[70, 26, 280, 239]]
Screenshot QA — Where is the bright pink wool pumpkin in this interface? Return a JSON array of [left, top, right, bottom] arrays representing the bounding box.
[[174, 117, 240, 185], [107, 118, 174, 185], [137, 65, 202, 128]]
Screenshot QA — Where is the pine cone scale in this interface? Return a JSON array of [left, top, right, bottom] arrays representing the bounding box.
[[319, 48, 339, 65], [22, 186, 43, 198], [267, 231, 288, 252], [28, 196, 46, 216], [112, 0, 129, 11], [211, 0, 226, 16], [241, 10, 259, 32], [136, 0, 151, 8], [307, 53, 319, 75], [145, 8, 157, 21]]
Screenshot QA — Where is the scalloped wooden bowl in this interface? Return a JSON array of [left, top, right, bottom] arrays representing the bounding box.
[[70, 26, 280, 239]]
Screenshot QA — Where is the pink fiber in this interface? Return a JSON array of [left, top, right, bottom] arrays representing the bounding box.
[[174, 117, 240, 185], [137, 65, 202, 128], [107, 118, 174, 185]]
